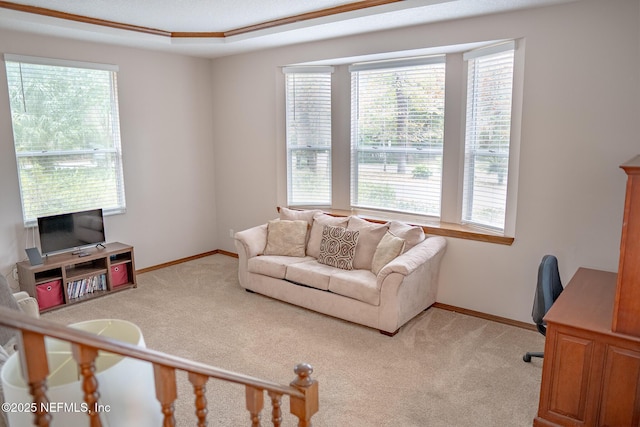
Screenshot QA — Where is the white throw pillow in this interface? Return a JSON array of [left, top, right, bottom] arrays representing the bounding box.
[[263, 219, 308, 257], [371, 231, 405, 275]]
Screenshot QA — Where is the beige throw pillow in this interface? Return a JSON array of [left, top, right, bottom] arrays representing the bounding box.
[[347, 216, 389, 270], [279, 207, 322, 226], [388, 221, 425, 251], [318, 225, 359, 270], [263, 219, 308, 257], [307, 213, 349, 258], [371, 232, 405, 275]]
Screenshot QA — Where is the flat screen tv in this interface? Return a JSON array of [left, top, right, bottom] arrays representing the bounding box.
[[37, 208, 106, 255]]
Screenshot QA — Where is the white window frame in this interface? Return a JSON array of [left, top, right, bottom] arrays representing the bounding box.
[[349, 56, 446, 217], [4, 54, 126, 226], [457, 41, 522, 236], [278, 39, 524, 240], [283, 66, 334, 207], [461, 42, 517, 232]]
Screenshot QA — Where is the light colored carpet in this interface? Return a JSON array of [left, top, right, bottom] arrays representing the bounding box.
[[43, 254, 545, 426]]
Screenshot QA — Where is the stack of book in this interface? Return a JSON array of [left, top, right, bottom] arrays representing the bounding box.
[[67, 274, 107, 300]]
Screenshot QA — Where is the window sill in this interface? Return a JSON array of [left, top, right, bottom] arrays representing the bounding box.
[[285, 207, 514, 246]]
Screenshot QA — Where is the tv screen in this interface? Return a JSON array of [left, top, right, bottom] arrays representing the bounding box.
[[37, 209, 105, 255]]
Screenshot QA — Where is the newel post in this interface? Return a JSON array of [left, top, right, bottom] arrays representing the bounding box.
[[289, 363, 318, 427]]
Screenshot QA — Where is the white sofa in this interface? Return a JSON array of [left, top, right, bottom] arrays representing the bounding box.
[[234, 209, 447, 336]]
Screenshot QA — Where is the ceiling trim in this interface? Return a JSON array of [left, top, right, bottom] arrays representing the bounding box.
[[0, 0, 171, 36], [220, 0, 402, 37], [0, 0, 402, 40]]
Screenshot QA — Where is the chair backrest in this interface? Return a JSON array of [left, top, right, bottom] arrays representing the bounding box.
[[531, 255, 563, 328]]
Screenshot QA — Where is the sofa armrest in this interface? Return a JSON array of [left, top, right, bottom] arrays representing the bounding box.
[[376, 236, 447, 333], [377, 235, 447, 280], [14, 292, 40, 319], [234, 223, 268, 259]]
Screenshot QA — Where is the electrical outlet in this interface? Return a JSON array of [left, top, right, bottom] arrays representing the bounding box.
[[12, 266, 18, 280], [229, 229, 235, 238]]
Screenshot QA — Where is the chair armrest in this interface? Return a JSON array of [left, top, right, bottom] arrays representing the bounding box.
[[234, 223, 269, 259], [13, 292, 40, 319]]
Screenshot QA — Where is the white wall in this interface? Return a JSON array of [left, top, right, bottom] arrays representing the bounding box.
[[0, 30, 217, 288], [0, 0, 636, 324], [212, 0, 640, 323]]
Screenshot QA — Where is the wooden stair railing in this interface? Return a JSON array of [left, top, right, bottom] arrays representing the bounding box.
[[0, 307, 319, 426]]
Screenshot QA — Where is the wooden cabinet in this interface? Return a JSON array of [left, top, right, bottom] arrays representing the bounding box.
[[534, 156, 640, 427], [535, 269, 640, 426], [17, 242, 136, 313], [613, 156, 640, 335]]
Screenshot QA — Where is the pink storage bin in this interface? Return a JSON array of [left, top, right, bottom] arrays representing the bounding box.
[[36, 280, 63, 310], [111, 265, 129, 287]]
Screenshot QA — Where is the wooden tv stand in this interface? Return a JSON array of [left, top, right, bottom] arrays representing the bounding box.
[[17, 242, 136, 313]]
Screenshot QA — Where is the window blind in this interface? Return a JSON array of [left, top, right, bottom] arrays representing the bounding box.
[[350, 59, 445, 216], [284, 68, 332, 206], [462, 45, 515, 230], [4, 55, 126, 225]]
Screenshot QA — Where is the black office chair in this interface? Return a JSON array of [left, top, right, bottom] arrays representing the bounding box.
[[523, 255, 563, 362]]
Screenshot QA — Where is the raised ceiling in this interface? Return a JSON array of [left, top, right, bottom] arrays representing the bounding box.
[[0, 0, 581, 58]]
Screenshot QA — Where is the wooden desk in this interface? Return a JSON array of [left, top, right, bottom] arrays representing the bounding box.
[[534, 268, 640, 427]]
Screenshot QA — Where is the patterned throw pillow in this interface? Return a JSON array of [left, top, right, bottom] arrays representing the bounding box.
[[318, 225, 359, 270]]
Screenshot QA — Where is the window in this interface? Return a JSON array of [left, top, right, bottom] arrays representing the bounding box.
[[4, 54, 126, 225], [284, 67, 333, 206], [280, 40, 521, 239], [350, 58, 445, 216], [463, 43, 515, 230]]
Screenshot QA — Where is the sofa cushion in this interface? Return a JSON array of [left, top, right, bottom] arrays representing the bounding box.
[[347, 216, 389, 270], [279, 207, 322, 225], [371, 232, 406, 275], [318, 225, 359, 270], [388, 220, 425, 251], [329, 269, 379, 306], [263, 219, 308, 257], [285, 260, 336, 291], [307, 213, 349, 258], [248, 255, 312, 279]]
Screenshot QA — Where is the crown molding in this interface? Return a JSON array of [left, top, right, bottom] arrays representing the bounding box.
[[0, 0, 402, 39]]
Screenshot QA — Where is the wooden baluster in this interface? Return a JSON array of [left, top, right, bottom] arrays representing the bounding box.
[[71, 344, 102, 427], [19, 331, 51, 427], [289, 364, 318, 427], [154, 365, 177, 427], [188, 372, 208, 427], [268, 391, 283, 427], [245, 385, 263, 427]]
